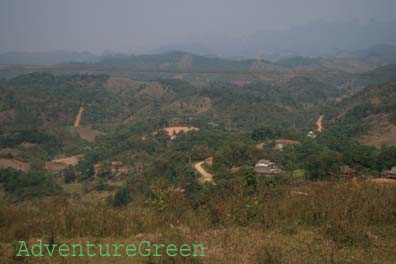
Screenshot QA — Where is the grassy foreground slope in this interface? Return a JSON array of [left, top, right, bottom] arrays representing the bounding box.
[[1, 180, 396, 263]]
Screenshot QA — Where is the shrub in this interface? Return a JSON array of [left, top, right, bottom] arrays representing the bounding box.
[[0, 169, 61, 200], [111, 186, 132, 207]]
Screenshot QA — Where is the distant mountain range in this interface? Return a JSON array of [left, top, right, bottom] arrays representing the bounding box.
[[193, 20, 396, 59], [75, 51, 280, 72], [74, 44, 396, 74], [1, 44, 396, 75], [0, 51, 96, 65]]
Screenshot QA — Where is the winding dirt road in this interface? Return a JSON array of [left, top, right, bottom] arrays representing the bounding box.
[[194, 161, 214, 184]]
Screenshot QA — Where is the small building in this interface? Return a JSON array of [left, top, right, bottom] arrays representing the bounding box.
[[255, 159, 282, 174], [307, 131, 317, 139], [381, 166, 396, 179]]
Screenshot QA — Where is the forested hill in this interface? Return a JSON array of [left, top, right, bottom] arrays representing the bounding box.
[[74, 51, 279, 72], [0, 72, 341, 133], [327, 80, 396, 147]]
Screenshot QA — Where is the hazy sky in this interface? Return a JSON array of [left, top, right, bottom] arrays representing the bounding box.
[[1, 0, 396, 53]]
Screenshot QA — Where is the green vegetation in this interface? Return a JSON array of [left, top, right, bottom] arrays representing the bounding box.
[[0, 168, 61, 199], [0, 67, 396, 263]]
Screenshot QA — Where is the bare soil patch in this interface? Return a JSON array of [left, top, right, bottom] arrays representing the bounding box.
[[256, 143, 265, 150], [45, 155, 82, 171], [73, 105, 84, 127], [275, 139, 300, 145], [0, 158, 30, 172], [359, 113, 396, 147], [0, 148, 20, 157], [164, 126, 199, 137], [52, 155, 82, 166], [72, 126, 105, 142]]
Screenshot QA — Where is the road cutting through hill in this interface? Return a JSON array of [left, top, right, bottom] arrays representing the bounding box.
[[316, 114, 324, 132], [74, 105, 84, 127]]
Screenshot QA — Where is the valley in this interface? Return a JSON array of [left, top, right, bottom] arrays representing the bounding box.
[[2, 1, 396, 262], [0, 52, 396, 263]]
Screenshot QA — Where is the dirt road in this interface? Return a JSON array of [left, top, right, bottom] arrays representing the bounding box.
[[316, 114, 324, 132], [194, 161, 214, 184], [74, 105, 84, 127]]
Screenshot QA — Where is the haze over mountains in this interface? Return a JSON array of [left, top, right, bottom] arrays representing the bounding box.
[[1, 20, 396, 65], [220, 20, 396, 58], [0, 51, 96, 65]]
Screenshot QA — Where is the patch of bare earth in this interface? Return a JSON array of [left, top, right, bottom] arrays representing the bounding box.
[[0, 158, 30, 172], [275, 139, 300, 145], [256, 143, 265, 150], [45, 155, 82, 171], [359, 113, 396, 147], [52, 155, 82, 166], [163, 126, 199, 138], [0, 148, 20, 157], [72, 126, 105, 143]]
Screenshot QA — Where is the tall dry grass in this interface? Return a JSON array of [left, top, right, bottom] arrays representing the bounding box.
[[1, 179, 396, 263]]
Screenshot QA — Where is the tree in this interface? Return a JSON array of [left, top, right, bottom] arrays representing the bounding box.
[[304, 151, 343, 181], [191, 145, 211, 161], [63, 166, 77, 184], [96, 178, 107, 191], [219, 142, 253, 168], [78, 158, 95, 181], [112, 186, 131, 207], [252, 127, 278, 142], [0, 169, 61, 200], [377, 146, 396, 171], [242, 166, 257, 194]]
